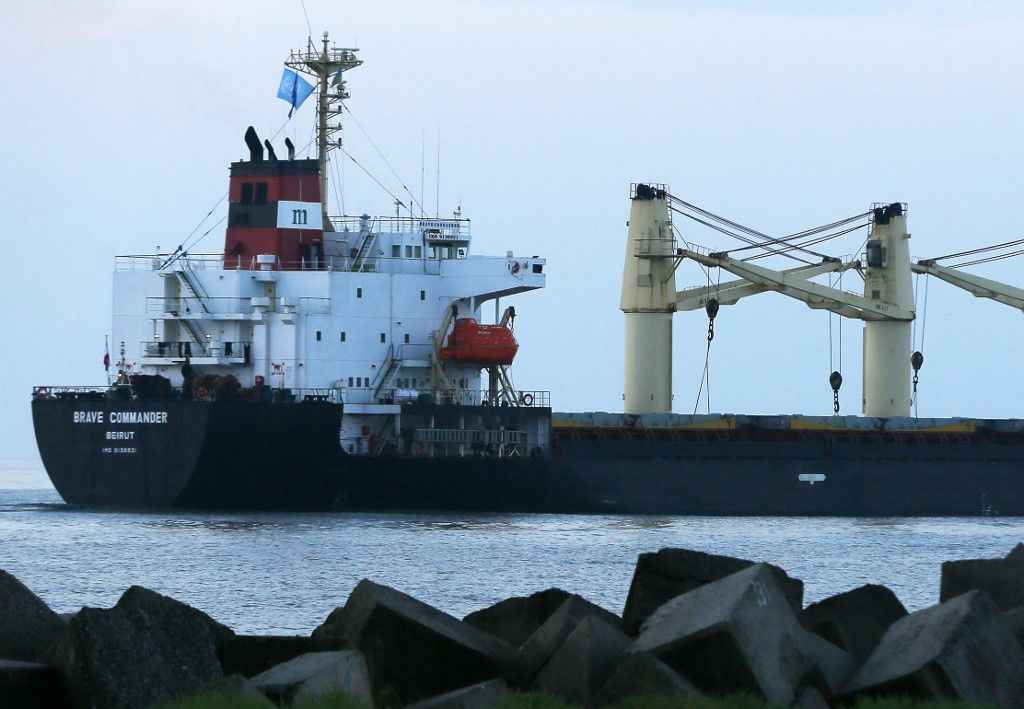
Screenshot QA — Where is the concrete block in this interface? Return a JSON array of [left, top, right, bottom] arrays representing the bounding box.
[[941, 554, 1024, 610], [520, 595, 624, 676], [1004, 606, 1024, 648], [800, 584, 908, 665], [533, 616, 632, 704], [0, 570, 66, 663], [844, 591, 1024, 705], [218, 634, 348, 677], [621, 547, 804, 635], [252, 650, 372, 705], [405, 679, 509, 709], [463, 588, 580, 646], [312, 579, 521, 701], [52, 585, 232, 708], [1006, 543, 1024, 562], [0, 659, 72, 708], [632, 564, 851, 705], [593, 652, 702, 706]]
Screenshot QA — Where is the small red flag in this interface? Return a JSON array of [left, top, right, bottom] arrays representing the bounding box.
[[104, 338, 110, 371]]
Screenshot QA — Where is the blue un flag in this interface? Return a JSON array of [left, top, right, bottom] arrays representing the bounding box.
[[277, 69, 315, 118]]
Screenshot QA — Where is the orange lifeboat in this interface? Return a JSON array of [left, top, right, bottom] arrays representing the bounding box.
[[439, 318, 518, 366]]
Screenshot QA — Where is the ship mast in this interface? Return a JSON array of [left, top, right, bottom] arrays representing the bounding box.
[[285, 31, 362, 230]]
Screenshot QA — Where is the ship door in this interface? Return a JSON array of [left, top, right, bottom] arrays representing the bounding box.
[[300, 243, 322, 269]]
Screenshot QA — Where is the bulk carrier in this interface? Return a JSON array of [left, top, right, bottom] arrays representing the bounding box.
[[31, 35, 1024, 515]]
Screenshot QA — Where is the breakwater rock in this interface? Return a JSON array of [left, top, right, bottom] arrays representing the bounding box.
[[4, 545, 1024, 707]]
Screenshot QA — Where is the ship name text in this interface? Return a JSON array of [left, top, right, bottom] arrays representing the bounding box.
[[73, 411, 168, 424]]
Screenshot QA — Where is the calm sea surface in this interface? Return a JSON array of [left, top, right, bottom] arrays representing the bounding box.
[[2, 459, 1023, 635]]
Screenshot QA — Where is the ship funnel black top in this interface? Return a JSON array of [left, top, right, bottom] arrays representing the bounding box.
[[264, 139, 278, 161], [285, 137, 295, 160], [634, 183, 656, 200], [244, 126, 263, 162], [873, 202, 905, 225]]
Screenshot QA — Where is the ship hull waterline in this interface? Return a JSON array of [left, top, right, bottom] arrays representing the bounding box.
[[32, 399, 1024, 516]]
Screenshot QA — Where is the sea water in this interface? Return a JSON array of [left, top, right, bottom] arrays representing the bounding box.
[[2, 458, 1022, 634]]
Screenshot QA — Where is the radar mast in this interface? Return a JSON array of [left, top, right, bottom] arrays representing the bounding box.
[[285, 31, 362, 231]]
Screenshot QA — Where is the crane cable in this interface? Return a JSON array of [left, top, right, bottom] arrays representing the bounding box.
[[693, 268, 720, 415], [665, 191, 871, 263], [927, 236, 1024, 265]]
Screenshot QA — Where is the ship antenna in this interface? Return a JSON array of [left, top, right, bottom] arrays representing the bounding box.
[[435, 126, 440, 217], [284, 30, 362, 231]]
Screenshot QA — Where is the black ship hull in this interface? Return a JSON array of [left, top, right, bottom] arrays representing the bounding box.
[[32, 398, 1024, 515]]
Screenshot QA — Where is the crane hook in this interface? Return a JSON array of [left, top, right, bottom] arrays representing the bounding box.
[[705, 298, 719, 342], [829, 370, 843, 414]]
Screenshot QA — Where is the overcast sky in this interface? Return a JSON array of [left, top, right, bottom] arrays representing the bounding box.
[[4, 1, 1024, 461]]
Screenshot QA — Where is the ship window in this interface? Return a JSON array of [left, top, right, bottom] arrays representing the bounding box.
[[414, 245, 422, 258], [532, 263, 543, 274], [391, 245, 400, 258], [429, 246, 437, 259], [240, 182, 254, 205], [420, 290, 425, 301], [404, 333, 410, 344], [380, 333, 386, 343], [348, 377, 353, 387], [316, 330, 322, 342], [254, 182, 268, 205], [340, 331, 346, 342], [357, 287, 362, 298], [405, 245, 413, 258]]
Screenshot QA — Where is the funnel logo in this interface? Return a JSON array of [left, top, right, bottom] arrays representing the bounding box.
[[277, 201, 323, 230]]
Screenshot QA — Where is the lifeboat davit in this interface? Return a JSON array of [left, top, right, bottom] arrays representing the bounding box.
[[439, 318, 518, 366]]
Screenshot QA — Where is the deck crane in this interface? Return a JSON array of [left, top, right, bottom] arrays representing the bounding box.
[[622, 185, 916, 417], [912, 259, 1024, 311]]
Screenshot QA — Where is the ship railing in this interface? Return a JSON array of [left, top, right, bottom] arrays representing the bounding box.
[[118, 252, 464, 274], [370, 388, 550, 407], [330, 215, 472, 239], [139, 341, 250, 359], [31, 384, 342, 404], [32, 385, 109, 401], [633, 236, 679, 258], [413, 428, 528, 445], [146, 297, 254, 315]]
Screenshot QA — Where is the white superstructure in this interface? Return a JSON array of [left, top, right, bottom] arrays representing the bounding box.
[[108, 35, 548, 457]]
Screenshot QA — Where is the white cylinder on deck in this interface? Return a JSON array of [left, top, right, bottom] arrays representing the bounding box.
[[861, 208, 914, 417], [863, 320, 912, 417], [624, 313, 673, 413], [621, 185, 676, 415]]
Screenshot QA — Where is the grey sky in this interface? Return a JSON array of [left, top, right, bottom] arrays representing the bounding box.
[[4, 1, 1024, 459]]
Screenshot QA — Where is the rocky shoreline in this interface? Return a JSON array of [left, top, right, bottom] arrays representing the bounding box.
[[3, 545, 1024, 707]]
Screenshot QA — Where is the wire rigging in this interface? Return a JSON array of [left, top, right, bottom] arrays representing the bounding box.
[[927, 236, 1024, 265], [343, 105, 426, 215], [664, 190, 871, 265], [338, 146, 407, 207]]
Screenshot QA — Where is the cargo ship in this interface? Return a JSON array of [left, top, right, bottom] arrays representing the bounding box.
[[31, 34, 1024, 515]]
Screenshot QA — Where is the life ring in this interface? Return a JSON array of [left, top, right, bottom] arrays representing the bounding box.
[[34, 387, 49, 400], [511, 261, 520, 274], [519, 392, 534, 406], [196, 387, 209, 401]]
